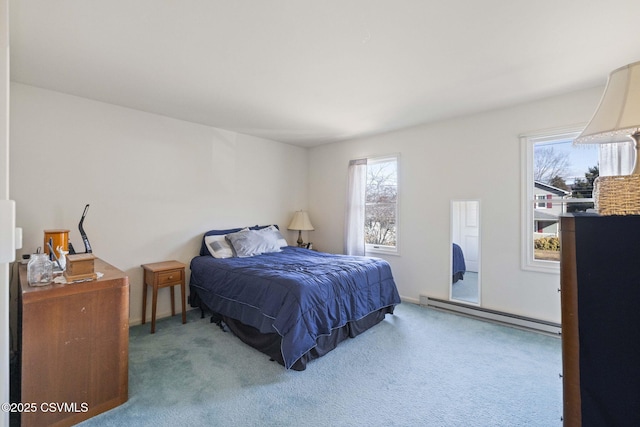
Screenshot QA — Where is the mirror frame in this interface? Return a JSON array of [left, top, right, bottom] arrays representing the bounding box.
[[449, 199, 481, 306]]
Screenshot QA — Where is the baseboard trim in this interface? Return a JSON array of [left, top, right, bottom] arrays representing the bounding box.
[[400, 296, 420, 305], [420, 295, 561, 337], [129, 307, 196, 327]]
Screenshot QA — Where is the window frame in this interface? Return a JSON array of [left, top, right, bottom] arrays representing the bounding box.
[[520, 126, 593, 273], [365, 154, 400, 256]]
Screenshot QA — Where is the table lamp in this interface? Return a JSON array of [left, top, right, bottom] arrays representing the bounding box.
[[288, 211, 314, 246], [574, 60, 640, 215]]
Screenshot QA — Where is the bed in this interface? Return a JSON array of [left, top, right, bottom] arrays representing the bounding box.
[[452, 243, 466, 283], [189, 225, 401, 370]]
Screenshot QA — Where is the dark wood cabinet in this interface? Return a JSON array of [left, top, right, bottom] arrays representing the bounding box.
[[560, 215, 640, 426], [19, 258, 129, 426]]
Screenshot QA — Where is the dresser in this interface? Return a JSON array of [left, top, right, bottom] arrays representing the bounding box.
[[19, 258, 129, 427], [560, 215, 640, 426]]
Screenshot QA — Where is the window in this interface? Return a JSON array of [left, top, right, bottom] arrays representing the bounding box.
[[365, 156, 398, 254], [536, 194, 551, 209], [521, 128, 598, 272]]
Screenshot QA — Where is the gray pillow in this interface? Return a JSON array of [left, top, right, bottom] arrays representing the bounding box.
[[225, 228, 282, 257], [258, 225, 288, 248]]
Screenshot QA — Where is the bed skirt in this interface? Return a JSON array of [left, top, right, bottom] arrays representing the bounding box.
[[189, 291, 394, 371]]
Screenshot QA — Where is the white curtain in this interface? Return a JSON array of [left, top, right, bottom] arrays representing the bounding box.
[[599, 141, 634, 176], [345, 158, 367, 256]]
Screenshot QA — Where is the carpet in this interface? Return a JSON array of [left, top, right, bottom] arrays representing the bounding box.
[[79, 303, 562, 426], [452, 271, 478, 303]]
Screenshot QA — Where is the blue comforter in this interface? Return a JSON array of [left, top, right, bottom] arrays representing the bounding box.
[[190, 246, 400, 369], [452, 243, 466, 276]]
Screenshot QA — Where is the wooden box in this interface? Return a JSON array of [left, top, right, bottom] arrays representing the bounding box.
[[65, 253, 97, 281]]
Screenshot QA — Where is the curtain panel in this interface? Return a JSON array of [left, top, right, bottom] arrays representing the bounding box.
[[345, 159, 367, 256], [599, 141, 634, 176]]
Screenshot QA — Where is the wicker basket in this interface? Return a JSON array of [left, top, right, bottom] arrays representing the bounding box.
[[594, 174, 640, 215]]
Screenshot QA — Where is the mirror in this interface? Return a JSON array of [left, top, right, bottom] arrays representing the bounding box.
[[450, 200, 480, 305]]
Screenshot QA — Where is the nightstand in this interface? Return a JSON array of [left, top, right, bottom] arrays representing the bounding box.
[[141, 260, 186, 333]]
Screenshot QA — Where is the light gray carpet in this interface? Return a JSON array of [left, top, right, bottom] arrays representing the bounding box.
[[79, 303, 562, 426], [452, 272, 479, 303]]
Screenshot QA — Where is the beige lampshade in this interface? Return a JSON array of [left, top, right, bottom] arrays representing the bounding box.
[[287, 211, 314, 231], [575, 61, 640, 145]]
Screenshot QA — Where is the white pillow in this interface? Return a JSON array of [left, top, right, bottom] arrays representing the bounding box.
[[204, 228, 249, 258], [204, 234, 235, 259]]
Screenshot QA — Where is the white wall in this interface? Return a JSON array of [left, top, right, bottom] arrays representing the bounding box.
[[8, 80, 607, 327], [308, 86, 604, 323], [10, 83, 308, 325]]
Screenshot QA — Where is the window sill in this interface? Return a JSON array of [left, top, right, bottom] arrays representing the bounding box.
[[521, 259, 560, 274], [366, 247, 400, 257]]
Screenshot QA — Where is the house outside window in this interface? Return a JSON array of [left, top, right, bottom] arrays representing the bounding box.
[[365, 156, 398, 254], [521, 128, 598, 272], [533, 181, 570, 235]]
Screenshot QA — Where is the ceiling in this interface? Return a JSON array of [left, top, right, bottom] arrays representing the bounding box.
[[9, 1, 640, 147]]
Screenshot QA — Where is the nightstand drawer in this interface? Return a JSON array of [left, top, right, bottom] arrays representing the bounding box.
[[158, 269, 183, 285]]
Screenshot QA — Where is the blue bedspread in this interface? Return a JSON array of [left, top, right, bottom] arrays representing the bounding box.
[[190, 246, 401, 369], [452, 243, 466, 276]]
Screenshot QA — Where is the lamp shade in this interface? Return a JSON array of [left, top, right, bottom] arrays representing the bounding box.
[[287, 211, 314, 231], [575, 61, 640, 145]]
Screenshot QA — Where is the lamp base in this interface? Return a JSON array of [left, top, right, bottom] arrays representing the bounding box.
[[296, 230, 304, 247], [594, 174, 640, 215]]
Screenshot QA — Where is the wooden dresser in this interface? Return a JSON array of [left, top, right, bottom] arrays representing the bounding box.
[[560, 215, 640, 426], [18, 258, 129, 427]]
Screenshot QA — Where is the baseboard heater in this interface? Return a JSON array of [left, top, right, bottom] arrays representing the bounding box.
[[420, 296, 561, 336]]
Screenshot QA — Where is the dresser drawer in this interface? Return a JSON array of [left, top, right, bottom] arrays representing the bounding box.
[[157, 269, 183, 285]]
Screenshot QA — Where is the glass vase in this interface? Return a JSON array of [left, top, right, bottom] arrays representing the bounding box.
[[27, 253, 53, 286]]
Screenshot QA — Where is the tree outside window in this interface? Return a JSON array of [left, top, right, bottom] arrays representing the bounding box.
[[365, 157, 398, 251], [532, 139, 598, 261], [522, 129, 599, 271]]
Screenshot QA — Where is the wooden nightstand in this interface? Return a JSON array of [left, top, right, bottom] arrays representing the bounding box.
[[141, 260, 186, 333]]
